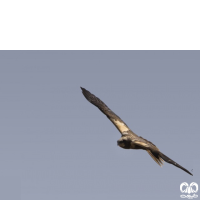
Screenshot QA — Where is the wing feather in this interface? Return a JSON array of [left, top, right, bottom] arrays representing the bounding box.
[[81, 87, 130, 134]]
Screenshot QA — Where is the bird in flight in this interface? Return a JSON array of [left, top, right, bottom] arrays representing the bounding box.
[[81, 87, 193, 176]]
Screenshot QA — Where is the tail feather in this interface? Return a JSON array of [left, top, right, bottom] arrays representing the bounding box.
[[147, 150, 164, 167], [147, 150, 193, 176]]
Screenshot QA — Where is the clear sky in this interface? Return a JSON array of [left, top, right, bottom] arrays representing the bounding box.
[[0, 51, 199, 200]]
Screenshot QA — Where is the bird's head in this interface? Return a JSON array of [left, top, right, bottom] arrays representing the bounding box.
[[117, 137, 131, 149], [117, 139, 125, 148]]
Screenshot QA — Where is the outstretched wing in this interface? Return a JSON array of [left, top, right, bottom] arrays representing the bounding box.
[[81, 87, 130, 134], [145, 148, 193, 175]]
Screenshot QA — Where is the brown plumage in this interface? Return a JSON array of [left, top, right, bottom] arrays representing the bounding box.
[[81, 87, 193, 176]]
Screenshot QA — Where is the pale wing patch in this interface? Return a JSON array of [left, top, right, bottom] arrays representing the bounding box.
[[112, 119, 129, 132], [134, 140, 149, 148]]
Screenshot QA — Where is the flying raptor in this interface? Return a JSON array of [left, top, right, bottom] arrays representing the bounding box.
[[81, 87, 193, 176]]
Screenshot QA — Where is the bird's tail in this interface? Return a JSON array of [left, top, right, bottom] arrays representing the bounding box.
[[147, 150, 193, 176]]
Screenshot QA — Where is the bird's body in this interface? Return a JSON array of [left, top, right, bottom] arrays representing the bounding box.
[[81, 87, 192, 176]]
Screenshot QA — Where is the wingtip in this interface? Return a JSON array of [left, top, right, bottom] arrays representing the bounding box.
[[80, 87, 88, 93]]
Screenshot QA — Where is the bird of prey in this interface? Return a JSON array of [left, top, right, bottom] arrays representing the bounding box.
[[81, 87, 193, 176]]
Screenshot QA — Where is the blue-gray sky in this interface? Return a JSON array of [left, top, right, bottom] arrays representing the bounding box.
[[0, 51, 199, 200]]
